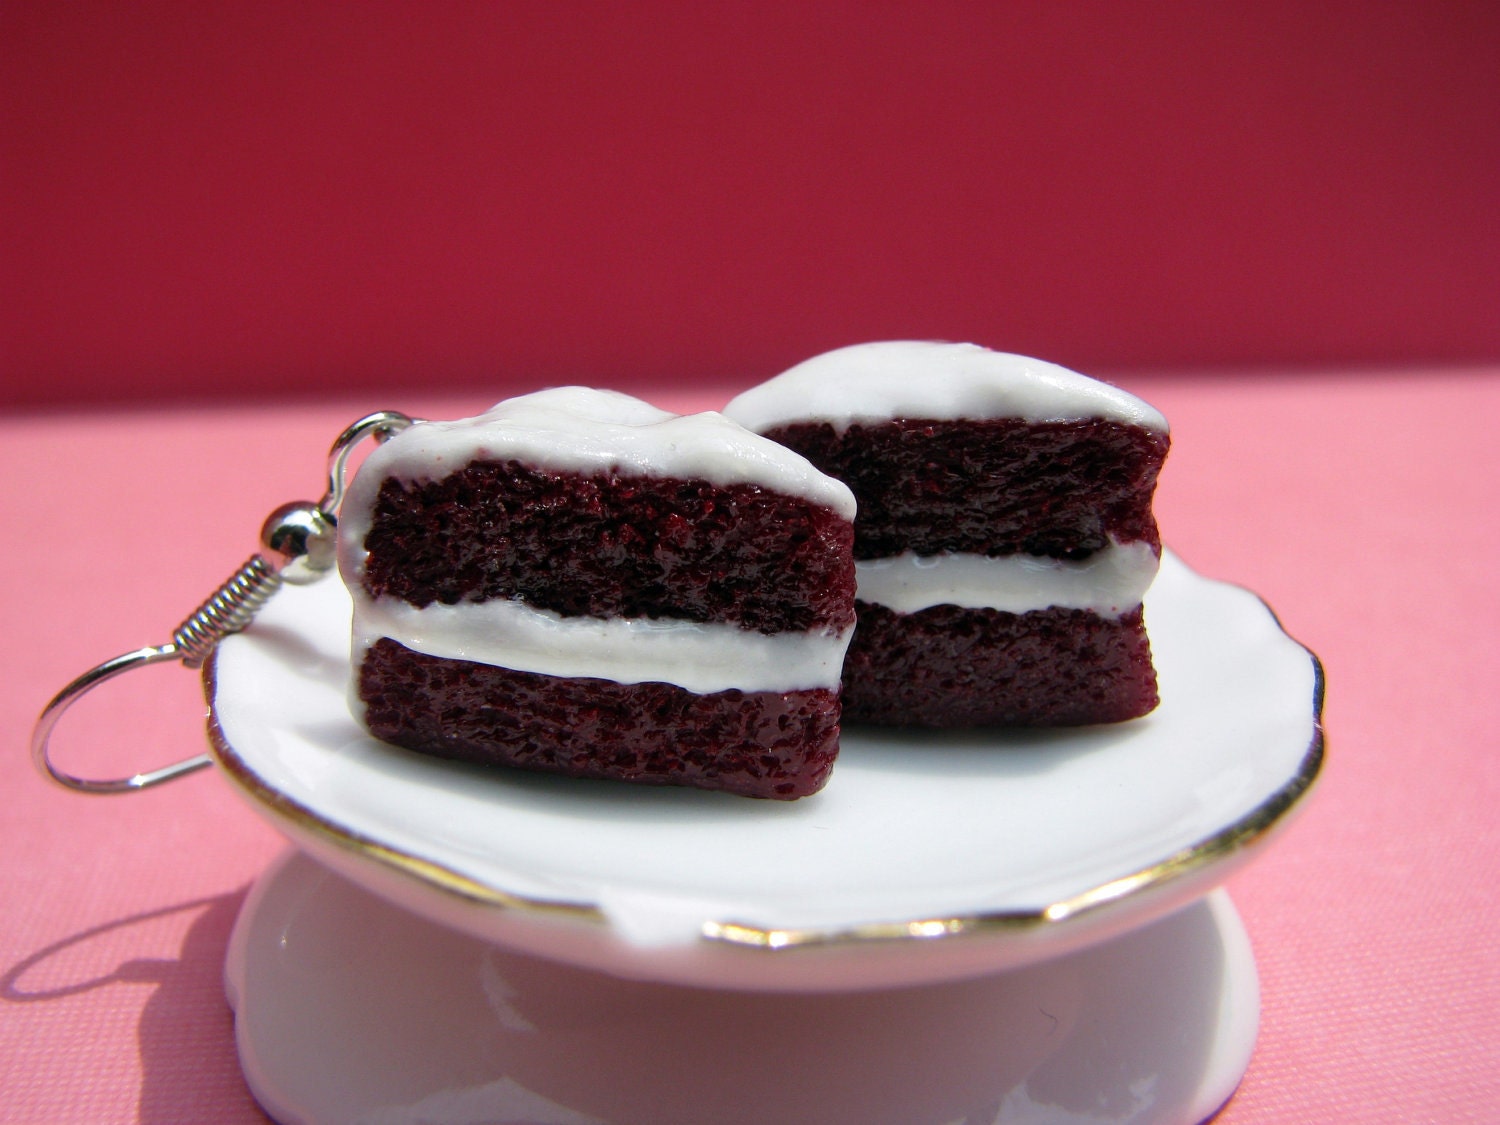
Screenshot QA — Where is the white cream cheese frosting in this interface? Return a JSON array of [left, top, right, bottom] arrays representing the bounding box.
[[354, 597, 853, 694], [853, 539, 1159, 618], [338, 387, 857, 695], [723, 341, 1168, 434]]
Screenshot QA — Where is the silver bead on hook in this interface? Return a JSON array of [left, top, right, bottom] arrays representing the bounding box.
[[261, 501, 338, 586]]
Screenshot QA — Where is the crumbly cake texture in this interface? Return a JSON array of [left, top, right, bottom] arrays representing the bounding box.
[[724, 342, 1170, 729], [360, 466, 853, 633], [359, 641, 841, 799], [339, 387, 857, 799], [840, 605, 1158, 727], [757, 418, 1164, 562]]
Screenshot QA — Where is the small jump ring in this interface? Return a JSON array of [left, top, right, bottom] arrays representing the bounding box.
[[318, 410, 421, 518], [31, 644, 212, 794]]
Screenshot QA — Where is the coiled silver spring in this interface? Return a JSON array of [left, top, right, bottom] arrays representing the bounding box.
[[32, 409, 418, 794], [171, 555, 284, 669]]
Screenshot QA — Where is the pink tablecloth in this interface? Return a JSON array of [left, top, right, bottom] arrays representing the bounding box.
[[2, 369, 1497, 1122]]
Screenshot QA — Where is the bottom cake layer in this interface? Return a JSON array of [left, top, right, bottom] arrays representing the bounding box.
[[358, 638, 841, 799], [842, 603, 1159, 727]]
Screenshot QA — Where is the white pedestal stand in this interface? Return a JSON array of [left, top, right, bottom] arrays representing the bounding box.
[[226, 849, 1259, 1125]]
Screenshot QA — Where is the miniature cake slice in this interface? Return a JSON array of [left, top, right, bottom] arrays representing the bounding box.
[[725, 341, 1169, 728], [337, 387, 858, 799]]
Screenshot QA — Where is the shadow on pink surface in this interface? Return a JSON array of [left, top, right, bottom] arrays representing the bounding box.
[[2, 889, 267, 1122]]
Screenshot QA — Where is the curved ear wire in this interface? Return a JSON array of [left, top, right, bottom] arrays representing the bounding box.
[[31, 411, 419, 795]]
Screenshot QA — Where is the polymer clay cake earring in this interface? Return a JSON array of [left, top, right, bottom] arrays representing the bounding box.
[[727, 341, 1169, 728]]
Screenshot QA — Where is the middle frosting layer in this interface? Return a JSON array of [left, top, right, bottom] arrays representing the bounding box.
[[355, 597, 855, 694], [854, 538, 1160, 618]]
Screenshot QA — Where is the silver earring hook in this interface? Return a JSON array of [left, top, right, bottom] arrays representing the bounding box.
[[31, 410, 419, 795]]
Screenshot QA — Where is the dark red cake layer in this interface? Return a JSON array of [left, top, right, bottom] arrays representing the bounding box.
[[841, 603, 1159, 727], [358, 638, 841, 799], [361, 463, 854, 634], [760, 419, 1167, 561]]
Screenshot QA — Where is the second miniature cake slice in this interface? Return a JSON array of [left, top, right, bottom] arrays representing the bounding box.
[[337, 387, 858, 799], [726, 342, 1170, 728]]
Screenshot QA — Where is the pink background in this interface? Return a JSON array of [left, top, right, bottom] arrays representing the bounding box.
[[4, 4, 1499, 1122]]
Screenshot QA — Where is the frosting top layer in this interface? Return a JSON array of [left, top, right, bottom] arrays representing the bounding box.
[[345, 386, 857, 523], [724, 341, 1168, 434]]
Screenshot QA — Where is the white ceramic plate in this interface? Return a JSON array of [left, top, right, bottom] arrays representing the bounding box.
[[207, 551, 1322, 991]]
